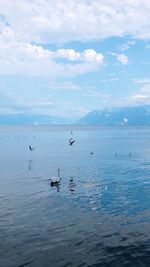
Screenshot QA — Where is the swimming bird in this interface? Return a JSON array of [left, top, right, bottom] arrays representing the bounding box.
[[29, 145, 35, 151], [69, 138, 76, 146], [50, 168, 61, 186]]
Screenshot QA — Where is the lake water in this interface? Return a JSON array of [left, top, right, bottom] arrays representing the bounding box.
[[0, 125, 150, 267]]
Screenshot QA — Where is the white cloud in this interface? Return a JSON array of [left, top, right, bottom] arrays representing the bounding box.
[[109, 52, 129, 64], [141, 83, 150, 93], [123, 118, 128, 123], [127, 83, 150, 105], [0, 42, 104, 76], [131, 94, 148, 100], [0, 0, 149, 77], [0, 86, 56, 115], [117, 54, 129, 65], [133, 78, 150, 84], [0, 0, 149, 117], [25, 99, 54, 108], [101, 77, 119, 82], [0, 0, 150, 44], [48, 81, 81, 91], [53, 49, 104, 63], [118, 40, 135, 51], [55, 49, 81, 61], [129, 80, 150, 104], [82, 49, 104, 63], [110, 77, 119, 81], [94, 82, 150, 108], [83, 90, 110, 99]]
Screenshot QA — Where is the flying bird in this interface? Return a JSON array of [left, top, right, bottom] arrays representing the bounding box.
[[69, 138, 76, 146], [29, 145, 35, 151]]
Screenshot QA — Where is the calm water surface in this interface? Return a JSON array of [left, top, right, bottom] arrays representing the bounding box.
[[0, 125, 150, 267]]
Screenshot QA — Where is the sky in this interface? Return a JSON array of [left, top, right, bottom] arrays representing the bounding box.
[[0, 0, 150, 119]]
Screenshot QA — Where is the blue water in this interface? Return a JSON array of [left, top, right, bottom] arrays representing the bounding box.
[[0, 125, 150, 267]]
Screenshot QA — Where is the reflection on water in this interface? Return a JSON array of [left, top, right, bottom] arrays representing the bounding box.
[[0, 125, 150, 267], [50, 181, 61, 192], [69, 176, 76, 194], [28, 159, 33, 171], [49, 176, 76, 194]]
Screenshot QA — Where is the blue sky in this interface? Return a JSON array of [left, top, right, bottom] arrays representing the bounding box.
[[0, 0, 150, 119]]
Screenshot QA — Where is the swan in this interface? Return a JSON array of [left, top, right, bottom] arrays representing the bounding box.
[[50, 168, 61, 185], [29, 145, 35, 151]]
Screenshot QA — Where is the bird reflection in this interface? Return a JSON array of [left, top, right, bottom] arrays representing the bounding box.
[[28, 159, 33, 170], [50, 182, 60, 192], [69, 176, 76, 194]]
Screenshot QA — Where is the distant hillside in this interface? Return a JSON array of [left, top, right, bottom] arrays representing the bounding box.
[[77, 105, 150, 125], [0, 114, 73, 125], [1, 105, 150, 125]]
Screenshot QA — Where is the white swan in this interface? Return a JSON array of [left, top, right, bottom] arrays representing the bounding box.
[[50, 168, 61, 185]]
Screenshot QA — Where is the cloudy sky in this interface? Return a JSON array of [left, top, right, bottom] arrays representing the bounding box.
[[0, 0, 150, 118]]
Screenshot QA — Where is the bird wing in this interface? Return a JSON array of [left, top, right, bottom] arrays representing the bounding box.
[[69, 138, 76, 144]]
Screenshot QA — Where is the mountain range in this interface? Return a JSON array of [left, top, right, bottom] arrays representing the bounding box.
[[78, 105, 150, 125], [0, 105, 150, 125]]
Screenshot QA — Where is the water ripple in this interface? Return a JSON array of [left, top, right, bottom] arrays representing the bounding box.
[[0, 126, 150, 266]]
